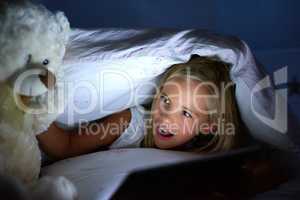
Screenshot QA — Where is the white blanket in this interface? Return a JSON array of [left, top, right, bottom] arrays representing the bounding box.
[[55, 28, 294, 150]]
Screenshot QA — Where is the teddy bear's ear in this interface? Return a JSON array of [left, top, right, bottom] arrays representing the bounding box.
[[54, 11, 70, 45], [55, 12, 70, 33]]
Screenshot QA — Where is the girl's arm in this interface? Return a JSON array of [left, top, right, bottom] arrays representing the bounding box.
[[37, 109, 131, 160]]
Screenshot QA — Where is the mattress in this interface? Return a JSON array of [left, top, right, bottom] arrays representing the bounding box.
[[42, 148, 202, 200], [41, 146, 260, 200]]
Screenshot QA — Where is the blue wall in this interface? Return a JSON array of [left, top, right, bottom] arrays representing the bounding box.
[[37, 0, 300, 51]]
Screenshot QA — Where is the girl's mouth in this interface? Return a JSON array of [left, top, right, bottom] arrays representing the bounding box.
[[156, 126, 175, 140]]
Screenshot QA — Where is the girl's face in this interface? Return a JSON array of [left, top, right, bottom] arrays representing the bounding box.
[[151, 76, 213, 149]]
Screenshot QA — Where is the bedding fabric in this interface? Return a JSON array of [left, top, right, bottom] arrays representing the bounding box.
[[42, 148, 201, 200], [54, 28, 298, 151]]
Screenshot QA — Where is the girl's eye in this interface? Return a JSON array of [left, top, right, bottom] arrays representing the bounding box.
[[160, 95, 170, 105], [182, 110, 192, 118]]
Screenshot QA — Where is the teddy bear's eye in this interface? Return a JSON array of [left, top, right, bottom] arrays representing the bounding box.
[[27, 54, 32, 64], [42, 59, 49, 65]]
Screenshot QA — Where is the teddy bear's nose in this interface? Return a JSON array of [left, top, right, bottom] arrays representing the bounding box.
[[10, 66, 57, 97], [39, 69, 56, 90]]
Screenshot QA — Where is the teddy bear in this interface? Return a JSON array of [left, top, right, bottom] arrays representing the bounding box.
[[0, 1, 77, 199]]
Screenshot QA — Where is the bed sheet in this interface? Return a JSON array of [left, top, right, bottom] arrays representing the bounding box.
[[42, 148, 200, 200]]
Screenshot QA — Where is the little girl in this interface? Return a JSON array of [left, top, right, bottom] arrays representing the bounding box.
[[37, 55, 243, 161]]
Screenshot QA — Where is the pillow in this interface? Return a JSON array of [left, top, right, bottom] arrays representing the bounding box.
[[55, 28, 295, 150]]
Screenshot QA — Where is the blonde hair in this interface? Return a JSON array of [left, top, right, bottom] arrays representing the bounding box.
[[142, 55, 242, 153]]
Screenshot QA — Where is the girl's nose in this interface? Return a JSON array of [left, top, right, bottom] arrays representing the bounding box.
[[161, 112, 177, 126], [160, 109, 173, 120]]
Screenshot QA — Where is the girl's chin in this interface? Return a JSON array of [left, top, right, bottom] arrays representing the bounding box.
[[153, 137, 176, 149]]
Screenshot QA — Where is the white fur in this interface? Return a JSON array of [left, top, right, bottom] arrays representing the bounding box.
[[0, 0, 69, 81], [0, 1, 77, 199]]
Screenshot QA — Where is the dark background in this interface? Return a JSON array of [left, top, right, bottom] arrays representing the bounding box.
[[35, 0, 300, 50], [35, 0, 300, 115]]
